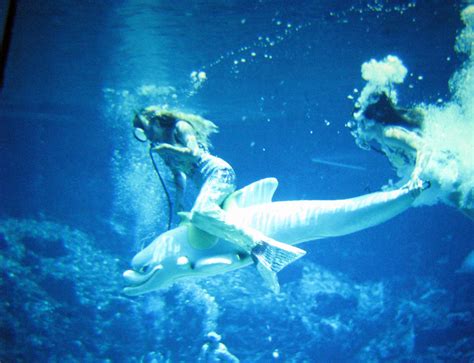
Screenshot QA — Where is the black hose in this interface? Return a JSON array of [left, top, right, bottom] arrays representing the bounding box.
[[149, 147, 173, 230], [0, 0, 17, 90]]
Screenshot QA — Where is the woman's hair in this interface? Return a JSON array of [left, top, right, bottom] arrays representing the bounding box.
[[135, 106, 219, 150]]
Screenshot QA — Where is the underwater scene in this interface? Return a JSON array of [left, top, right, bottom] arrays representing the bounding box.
[[1, 0, 474, 362]]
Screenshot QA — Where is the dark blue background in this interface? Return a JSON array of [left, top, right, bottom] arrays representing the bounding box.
[[0, 1, 472, 362]]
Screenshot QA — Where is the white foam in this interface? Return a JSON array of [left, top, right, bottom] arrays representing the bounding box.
[[417, 102, 474, 209], [361, 55, 408, 85], [414, 5, 474, 209], [357, 55, 407, 109]]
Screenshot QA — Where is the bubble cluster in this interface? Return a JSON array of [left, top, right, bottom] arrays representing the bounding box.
[[103, 86, 180, 249], [189, 70, 208, 94], [194, 16, 308, 79]]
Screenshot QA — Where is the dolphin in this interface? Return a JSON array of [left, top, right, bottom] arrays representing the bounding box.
[[123, 177, 422, 295]]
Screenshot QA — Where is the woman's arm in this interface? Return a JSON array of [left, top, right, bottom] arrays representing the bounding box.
[[175, 120, 201, 155], [151, 121, 201, 156]]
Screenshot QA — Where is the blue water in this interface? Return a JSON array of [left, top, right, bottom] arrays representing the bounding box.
[[1, 1, 473, 362]]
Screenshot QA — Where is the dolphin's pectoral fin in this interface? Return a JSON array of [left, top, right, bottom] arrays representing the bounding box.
[[252, 237, 306, 294], [256, 262, 280, 294]]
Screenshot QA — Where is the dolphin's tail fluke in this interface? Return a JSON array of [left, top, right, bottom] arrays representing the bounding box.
[[252, 238, 306, 293]]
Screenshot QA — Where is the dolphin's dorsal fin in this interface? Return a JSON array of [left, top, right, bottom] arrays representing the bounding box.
[[223, 178, 278, 211]]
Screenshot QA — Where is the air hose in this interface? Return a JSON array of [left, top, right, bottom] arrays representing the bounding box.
[[149, 147, 173, 230], [0, 0, 17, 90]]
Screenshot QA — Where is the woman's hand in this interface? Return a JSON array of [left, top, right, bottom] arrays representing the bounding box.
[[152, 143, 196, 172]]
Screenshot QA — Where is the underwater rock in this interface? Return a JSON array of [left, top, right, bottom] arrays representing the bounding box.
[[174, 261, 473, 363], [20, 235, 69, 258], [0, 218, 149, 362], [1, 216, 472, 362]]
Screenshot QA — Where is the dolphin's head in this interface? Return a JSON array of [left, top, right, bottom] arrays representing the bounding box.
[[122, 224, 250, 296], [123, 226, 191, 296]]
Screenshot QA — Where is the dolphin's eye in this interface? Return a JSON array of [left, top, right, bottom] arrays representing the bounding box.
[[140, 264, 152, 274]]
